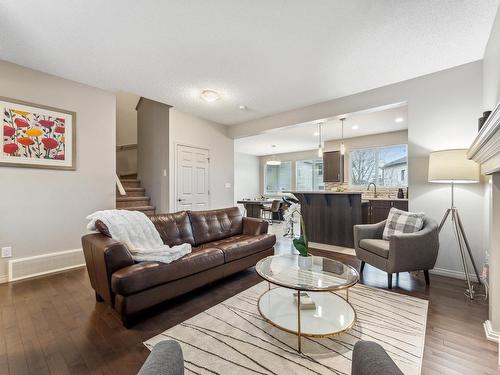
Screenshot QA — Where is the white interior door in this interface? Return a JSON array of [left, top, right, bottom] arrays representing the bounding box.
[[176, 144, 210, 211]]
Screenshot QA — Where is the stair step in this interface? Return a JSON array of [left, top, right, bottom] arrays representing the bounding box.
[[116, 196, 150, 208], [119, 173, 138, 179], [118, 187, 146, 197], [120, 206, 156, 216], [120, 179, 141, 188]]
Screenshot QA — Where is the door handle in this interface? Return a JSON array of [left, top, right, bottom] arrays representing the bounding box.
[[177, 198, 186, 202]]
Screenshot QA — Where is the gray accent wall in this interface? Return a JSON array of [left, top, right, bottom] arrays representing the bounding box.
[[136, 98, 171, 213], [0, 60, 116, 281]]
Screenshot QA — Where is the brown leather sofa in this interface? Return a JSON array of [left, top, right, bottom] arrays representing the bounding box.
[[82, 207, 275, 327]]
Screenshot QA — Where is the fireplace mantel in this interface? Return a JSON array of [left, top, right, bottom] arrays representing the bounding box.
[[468, 102, 500, 174], [468, 101, 500, 343]]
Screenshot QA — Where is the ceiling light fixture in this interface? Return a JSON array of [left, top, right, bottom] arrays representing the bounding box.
[[317, 123, 323, 158], [266, 145, 282, 166], [200, 89, 221, 103], [239, 105, 247, 110], [395, 117, 404, 123], [340, 118, 346, 155], [351, 125, 359, 130]]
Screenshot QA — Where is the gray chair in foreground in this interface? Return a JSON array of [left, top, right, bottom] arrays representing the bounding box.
[[352, 341, 403, 375], [353, 217, 439, 288], [138, 340, 184, 375]]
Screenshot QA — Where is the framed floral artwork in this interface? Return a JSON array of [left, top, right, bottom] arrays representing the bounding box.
[[1, 97, 76, 170]]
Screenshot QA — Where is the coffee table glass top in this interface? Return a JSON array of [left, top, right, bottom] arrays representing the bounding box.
[[255, 254, 359, 291]]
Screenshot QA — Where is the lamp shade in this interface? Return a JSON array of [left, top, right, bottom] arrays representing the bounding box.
[[428, 149, 479, 183]]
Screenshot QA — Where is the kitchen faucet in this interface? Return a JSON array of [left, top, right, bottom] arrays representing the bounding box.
[[367, 182, 377, 198]]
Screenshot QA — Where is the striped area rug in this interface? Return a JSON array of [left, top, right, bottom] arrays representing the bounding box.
[[144, 282, 428, 374]]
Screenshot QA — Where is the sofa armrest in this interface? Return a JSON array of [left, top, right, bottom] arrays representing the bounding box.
[[139, 340, 184, 375], [353, 220, 386, 249], [82, 233, 134, 306], [388, 218, 440, 273], [352, 341, 403, 375], [242, 217, 269, 235]]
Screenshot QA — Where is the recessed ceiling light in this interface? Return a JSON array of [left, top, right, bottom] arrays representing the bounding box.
[[239, 105, 247, 110], [200, 89, 221, 103], [313, 131, 320, 136], [395, 117, 404, 123], [351, 125, 359, 130]]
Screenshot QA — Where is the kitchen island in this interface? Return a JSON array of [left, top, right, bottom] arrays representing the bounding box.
[[288, 191, 362, 248]]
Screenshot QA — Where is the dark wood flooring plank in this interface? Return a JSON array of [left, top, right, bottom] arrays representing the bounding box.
[[0, 243, 496, 374]]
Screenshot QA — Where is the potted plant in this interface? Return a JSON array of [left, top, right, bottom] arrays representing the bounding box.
[[293, 214, 313, 269]]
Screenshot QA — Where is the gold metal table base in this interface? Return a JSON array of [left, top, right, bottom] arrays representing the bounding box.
[[257, 286, 356, 353]]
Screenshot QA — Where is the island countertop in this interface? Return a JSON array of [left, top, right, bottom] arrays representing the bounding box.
[[289, 191, 362, 248], [285, 191, 362, 195]]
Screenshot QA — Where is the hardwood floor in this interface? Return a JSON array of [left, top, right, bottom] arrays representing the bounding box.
[[0, 238, 497, 374]]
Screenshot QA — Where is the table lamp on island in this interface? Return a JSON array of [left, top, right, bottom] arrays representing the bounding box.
[[428, 149, 482, 299]]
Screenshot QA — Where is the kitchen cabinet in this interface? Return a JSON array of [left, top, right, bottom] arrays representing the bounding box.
[[323, 151, 344, 182], [363, 199, 409, 224]]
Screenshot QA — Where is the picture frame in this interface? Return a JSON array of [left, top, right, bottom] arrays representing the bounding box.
[[1, 96, 76, 170]]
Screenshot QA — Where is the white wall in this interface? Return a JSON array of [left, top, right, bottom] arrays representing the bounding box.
[[0, 60, 116, 280], [483, 5, 500, 110], [169, 108, 234, 211], [483, 5, 500, 334], [234, 152, 260, 213], [231, 61, 485, 278], [116, 91, 139, 175]]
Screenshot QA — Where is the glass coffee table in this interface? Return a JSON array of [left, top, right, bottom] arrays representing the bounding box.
[[255, 254, 359, 352]]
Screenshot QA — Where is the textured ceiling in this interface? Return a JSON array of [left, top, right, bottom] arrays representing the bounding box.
[[0, 1, 498, 125]]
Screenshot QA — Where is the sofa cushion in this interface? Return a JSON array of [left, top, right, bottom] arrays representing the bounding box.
[[383, 207, 424, 240], [149, 211, 195, 247], [189, 207, 243, 246], [111, 247, 224, 295], [359, 239, 390, 259], [95, 219, 112, 237], [202, 234, 276, 263]]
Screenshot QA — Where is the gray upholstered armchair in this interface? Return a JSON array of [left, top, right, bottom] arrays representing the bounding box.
[[353, 217, 439, 288], [138, 340, 184, 375]]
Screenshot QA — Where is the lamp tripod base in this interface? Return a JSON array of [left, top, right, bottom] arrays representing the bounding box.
[[439, 207, 485, 300]]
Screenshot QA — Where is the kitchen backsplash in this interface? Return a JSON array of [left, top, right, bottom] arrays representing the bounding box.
[[324, 182, 408, 199]]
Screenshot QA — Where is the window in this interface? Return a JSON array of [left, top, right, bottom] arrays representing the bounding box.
[[350, 144, 408, 187], [296, 159, 325, 191], [265, 161, 292, 194]]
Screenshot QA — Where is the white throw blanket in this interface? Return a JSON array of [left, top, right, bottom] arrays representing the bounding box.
[[86, 209, 191, 263]]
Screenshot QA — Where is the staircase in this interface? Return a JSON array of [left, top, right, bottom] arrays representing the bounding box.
[[116, 175, 155, 215]]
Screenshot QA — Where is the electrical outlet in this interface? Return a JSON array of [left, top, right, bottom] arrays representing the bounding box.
[[1, 246, 12, 258]]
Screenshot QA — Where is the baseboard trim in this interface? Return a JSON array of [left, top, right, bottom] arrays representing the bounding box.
[[0, 275, 8, 284], [430, 267, 480, 283], [8, 248, 85, 282], [484, 320, 500, 342]]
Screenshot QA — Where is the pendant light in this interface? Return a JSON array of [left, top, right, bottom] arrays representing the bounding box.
[[317, 122, 323, 158], [340, 118, 346, 155], [266, 145, 282, 165]]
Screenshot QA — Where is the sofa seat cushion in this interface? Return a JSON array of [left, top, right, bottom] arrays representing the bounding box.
[[201, 234, 276, 263], [359, 239, 390, 259], [111, 247, 224, 295]]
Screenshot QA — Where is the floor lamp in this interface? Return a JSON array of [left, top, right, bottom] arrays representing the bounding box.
[[428, 149, 482, 299]]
